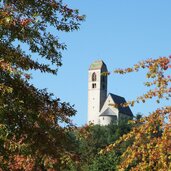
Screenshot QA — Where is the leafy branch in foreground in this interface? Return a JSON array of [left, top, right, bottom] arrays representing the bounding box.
[[1, 0, 85, 75], [101, 56, 171, 171], [0, 0, 84, 170]]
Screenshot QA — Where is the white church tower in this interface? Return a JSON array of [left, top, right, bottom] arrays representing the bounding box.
[[88, 60, 108, 124]]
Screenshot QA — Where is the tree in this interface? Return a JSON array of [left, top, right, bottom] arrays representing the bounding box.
[[88, 151, 119, 171], [65, 121, 133, 171], [0, 0, 84, 170], [101, 56, 171, 170], [87, 122, 133, 171]]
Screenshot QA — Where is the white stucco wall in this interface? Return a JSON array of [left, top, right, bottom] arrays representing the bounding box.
[[99, 94, 120, 125], [88, 70, 101, 124], [100, 95, 118, 115], [99, 115, 117, 126], [88, 68, 107, 125]]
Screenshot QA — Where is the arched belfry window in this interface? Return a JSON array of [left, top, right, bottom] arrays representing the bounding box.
[[92, 72, 96, 81]]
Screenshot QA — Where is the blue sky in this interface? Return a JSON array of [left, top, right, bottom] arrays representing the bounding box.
[[30, 0, 171, 126]]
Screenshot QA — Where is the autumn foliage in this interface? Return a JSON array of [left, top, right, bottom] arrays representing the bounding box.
[[101, 56, 171, 170], [1, 0, 171, 170], [0, 0, 84, 170]]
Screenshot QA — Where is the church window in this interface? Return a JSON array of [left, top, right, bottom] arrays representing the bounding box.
[[92, 83, 96, 88], [92, 72, 96, 81]]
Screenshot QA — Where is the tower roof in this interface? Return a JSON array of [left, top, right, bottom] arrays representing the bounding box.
[[89, 60, 107, 70]]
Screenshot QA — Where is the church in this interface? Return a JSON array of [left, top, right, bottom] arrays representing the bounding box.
[[88, 60, 133, 126]]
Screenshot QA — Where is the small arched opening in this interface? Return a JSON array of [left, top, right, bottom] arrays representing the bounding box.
[[92, 72, 96, 81]]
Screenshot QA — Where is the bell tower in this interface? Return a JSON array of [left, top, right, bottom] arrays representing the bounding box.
[[87, 60, 108, 124]]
